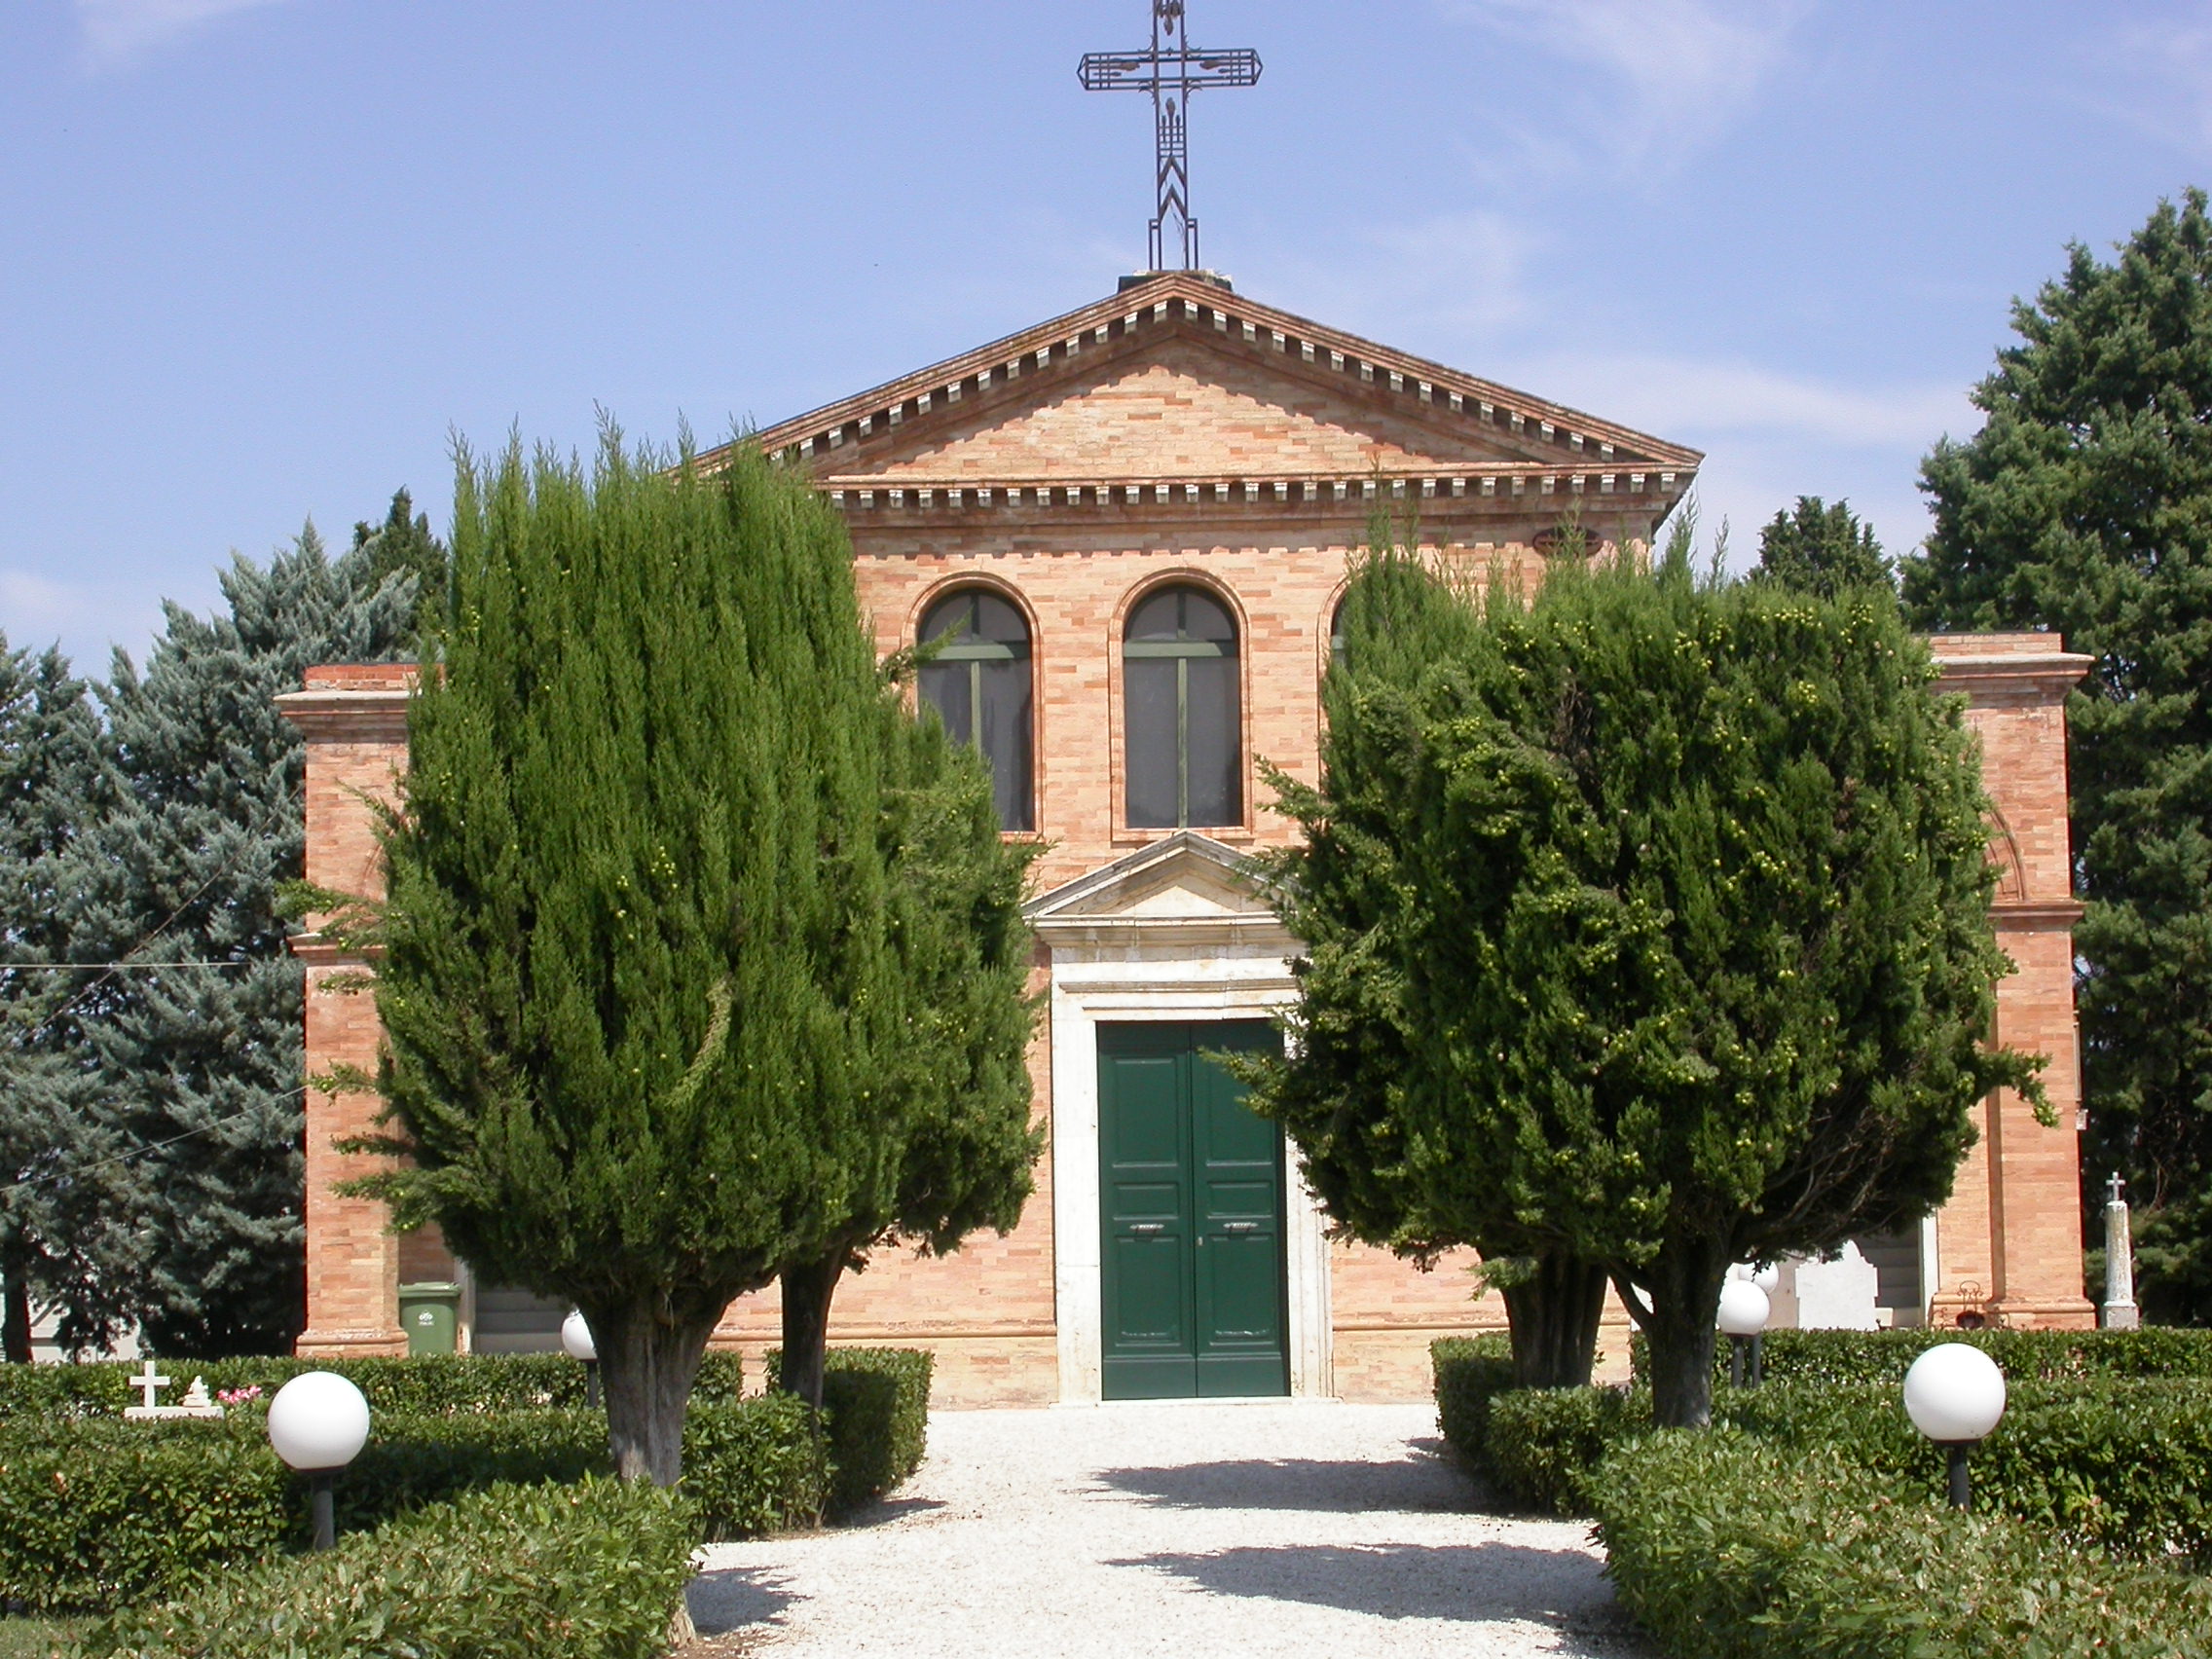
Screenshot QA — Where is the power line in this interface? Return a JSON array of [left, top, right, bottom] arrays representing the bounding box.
[[17, 843, 263, 1042], [2, 961, 258, 972], [0, 1086, 310, 1199]]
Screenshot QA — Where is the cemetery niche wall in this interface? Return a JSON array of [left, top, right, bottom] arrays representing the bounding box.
[[281, 274, 2095, 1404]]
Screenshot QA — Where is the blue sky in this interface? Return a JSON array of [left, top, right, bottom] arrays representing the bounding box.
[[5, 1, 2210, 675]]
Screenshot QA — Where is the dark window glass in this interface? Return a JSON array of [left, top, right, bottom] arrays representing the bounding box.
[[1330, 599, 1347, 669], [1123, 586, 1241, 829], [918, 589, 1034, 832]]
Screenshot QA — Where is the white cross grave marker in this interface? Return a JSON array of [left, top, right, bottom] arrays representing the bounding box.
[[130, 1359, 170, 1412], [122, 1359, 224, 1420]]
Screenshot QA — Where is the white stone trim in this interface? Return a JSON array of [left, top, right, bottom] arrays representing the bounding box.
[[1047, 960, 1331, 1404], [1031, 835, 1331, 1405]]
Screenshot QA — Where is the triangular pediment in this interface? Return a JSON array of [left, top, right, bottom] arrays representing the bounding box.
[[830, 335, 1531, 485], [714, 273, 1701, 498], [1025, 831, 1277, 926]]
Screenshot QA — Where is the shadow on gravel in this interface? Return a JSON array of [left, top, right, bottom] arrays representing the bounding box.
[[834, 1494, 949, 1527], [1094, 1456, 1472, 1514], [1105, 1541, 1617, 1625], [687, 1566, 802, 1636]]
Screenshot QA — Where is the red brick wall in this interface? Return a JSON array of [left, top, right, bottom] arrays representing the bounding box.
[[1929, 636, 2094, 1330]]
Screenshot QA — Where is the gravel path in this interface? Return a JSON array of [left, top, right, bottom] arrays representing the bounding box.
[[688, 1401, 1653, 1657]]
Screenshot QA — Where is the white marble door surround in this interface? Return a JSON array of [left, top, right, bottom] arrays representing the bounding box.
[[1026, 833, 1333, 1404]]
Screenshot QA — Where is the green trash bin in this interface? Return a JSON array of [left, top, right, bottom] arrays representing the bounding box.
[[398, 1281, 461, 1356]]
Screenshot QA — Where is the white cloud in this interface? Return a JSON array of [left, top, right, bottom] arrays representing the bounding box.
[[1438, 0, 1812, 172], [1264, 210, 1541, 341], [76, 0, 293, 68], [1487, 351, 1970, 566], [2083, 14, 2212, 157], [1510, 350, 1972, 450], [0, 570, 104, 652]]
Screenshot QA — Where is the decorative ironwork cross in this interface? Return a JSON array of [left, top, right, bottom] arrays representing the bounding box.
[[1080, 2, 1262, 272]]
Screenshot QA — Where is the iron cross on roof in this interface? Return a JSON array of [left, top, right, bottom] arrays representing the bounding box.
[[1080, 2, 1262, 273]]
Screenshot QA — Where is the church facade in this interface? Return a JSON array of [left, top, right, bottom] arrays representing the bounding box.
[[281, 272, 2095, 1404]]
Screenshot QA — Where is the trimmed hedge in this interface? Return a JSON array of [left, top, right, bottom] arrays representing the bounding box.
[[0, 1397, 826, 1612], [1481, 1385, 1641, 1516], [685, 1391, 830, 1538], [1429, 1335, 1514, 1475], [1594, 1430, 2212, 1659], [765, 1346, 934, 1515], [1630, 1325, 2212, 1390], [0, 1350, 747, 1421], [79, 1478, 698, 1659], [1466, 1375, 2212, 1554], [0, 1419, 287, 1614]]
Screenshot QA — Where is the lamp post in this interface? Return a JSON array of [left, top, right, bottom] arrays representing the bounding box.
[[266, 1372, 371, 1550], [1902, 1343, 2007, 1510], [561, 1309, 600, 1409], [1717, 1278, 1769, 1388]]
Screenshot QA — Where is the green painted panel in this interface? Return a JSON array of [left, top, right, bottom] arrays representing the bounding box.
[[1099, 1021, 1287, 1400]]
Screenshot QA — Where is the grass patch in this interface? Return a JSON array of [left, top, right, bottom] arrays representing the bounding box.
[[0, 1617, 80, 1658]]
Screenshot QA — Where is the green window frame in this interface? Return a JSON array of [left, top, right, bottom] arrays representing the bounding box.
[[1124, 586, 1241, 830], [919, 588, 1035, 832]]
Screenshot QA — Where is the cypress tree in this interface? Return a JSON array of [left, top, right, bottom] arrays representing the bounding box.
[[367, 429, 923, 1484], [1751, 497, 1893, 598], [64, 532, 414, 1355], [1903, 191, 2212, 1321], [773, 687, 1040, 1410], [1254, 523, 2029, 1427], [1243, 537, 1613, 1389]]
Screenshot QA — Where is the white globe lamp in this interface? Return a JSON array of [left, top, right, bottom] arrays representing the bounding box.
[[1716, 1279, 1770, 1336], [562, 1309, 603, 1408], [266, 1372, 370, 1550], [1902, 1343, 2008, 1509], [1716, 1278, 1770, 1387]]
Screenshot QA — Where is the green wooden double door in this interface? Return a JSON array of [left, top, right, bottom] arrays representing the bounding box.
[[1098, 1021, 1289, 1399]]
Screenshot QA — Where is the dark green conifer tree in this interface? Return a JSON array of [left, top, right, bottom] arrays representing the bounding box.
[[0, 638, 139, 1359], [773, 690, 1040, 1410], [1903, 191, 2212, 1322], [1751, 497, 1892, 597], [1242, 534, 1613, 1389], [1254, 522, 2030, 1426], [65, 532, 413, 1355], [367, 430, 927, 1484], [350, 488, 449, 640]]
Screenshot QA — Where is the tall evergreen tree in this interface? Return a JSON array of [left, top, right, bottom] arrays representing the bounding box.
[[1252, 524, 2030, 1427], [773, 691, 1041, 1410], [351, 489, 449, 641], [1902, 191, 2212, 1321], [1238, 534, 1612, 1390], [64, 532, 413, 1355], [366, 430, 931, 1484], [0, 638, 139, 1358], [1751, 497, 1893, 598]]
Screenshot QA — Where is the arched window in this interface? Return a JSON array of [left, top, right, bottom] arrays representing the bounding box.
[[919, 588, 1034, 832], [1329, 597, 1347, 670], [1124, 585, 1240, 829]]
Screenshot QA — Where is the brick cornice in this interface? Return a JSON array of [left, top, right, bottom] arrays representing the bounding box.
[[1927, 635, 2092, 701], [288, 932, 380, 967], [822, 467, 1687, 535], [1990, 899, 2086, 928], [275, 685, 412, 741]]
